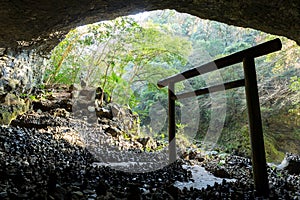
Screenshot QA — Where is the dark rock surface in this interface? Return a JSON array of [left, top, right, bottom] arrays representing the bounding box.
[[0, 0, 299, 50]]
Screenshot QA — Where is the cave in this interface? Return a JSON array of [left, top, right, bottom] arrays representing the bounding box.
[[0, 1, 299, 199]]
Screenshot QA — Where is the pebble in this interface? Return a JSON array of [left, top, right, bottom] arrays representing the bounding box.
[[0, 88, 299, 199]]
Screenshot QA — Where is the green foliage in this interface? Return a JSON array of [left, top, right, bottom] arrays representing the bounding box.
[[133, 83, 168, 125], [264, 136, 285, 162], [45, 9, 299, 162], [290, 76, 300, 92], [289, 76, 300, 114], [46, 15, 192, 108], [224, 42, 251, 54]]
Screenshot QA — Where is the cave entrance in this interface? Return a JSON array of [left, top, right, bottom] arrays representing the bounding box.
[[41, 9, 299, 168]]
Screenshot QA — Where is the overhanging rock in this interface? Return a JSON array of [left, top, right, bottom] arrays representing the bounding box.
[[0, 0, 299, 50]]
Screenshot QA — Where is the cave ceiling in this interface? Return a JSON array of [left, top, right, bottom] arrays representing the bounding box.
[[0, 0, 299, 51]]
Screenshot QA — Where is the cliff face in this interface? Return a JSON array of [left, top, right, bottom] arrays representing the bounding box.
[[0, 0, 299, 50]]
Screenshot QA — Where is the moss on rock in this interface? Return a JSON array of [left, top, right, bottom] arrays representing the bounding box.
[[0, 93, 30, 125]]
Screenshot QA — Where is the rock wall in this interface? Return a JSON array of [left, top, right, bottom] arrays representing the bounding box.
[[0, 48, 47, 95]]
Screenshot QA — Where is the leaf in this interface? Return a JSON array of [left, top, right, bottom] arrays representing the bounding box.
[[111, 71, 120, 83]]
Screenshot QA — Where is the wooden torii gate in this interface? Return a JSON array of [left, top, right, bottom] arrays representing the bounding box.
[[157, 38, 282, 197]]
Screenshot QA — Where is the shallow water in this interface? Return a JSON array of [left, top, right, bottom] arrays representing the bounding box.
[[174, 164, 236, 190]]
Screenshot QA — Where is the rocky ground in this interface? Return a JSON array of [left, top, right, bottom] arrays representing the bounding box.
[[0, 86, 299, 199]]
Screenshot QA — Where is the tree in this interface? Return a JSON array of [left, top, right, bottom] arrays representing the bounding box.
[[45, 15, 192, 107]]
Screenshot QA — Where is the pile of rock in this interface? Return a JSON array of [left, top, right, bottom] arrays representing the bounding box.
[[0, 86, 299, 199], [0, 125, 190, 199]]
